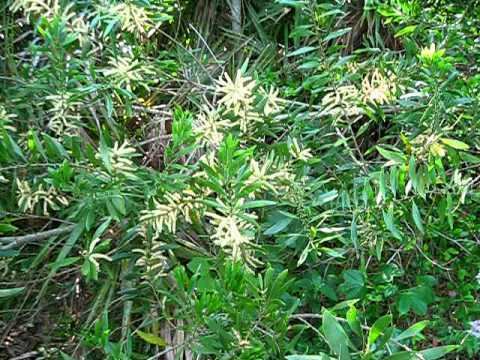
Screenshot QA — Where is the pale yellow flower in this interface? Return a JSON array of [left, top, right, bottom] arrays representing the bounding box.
[[110, 3, 152, 35], [110, 141, 136, 174], [361, 69, 395, 105], [321, 85, 362, 118], [0, 106, 17, 132], [246, 158, 293, 193], [10, 0, 60, 19], [262, 87, 282, 116], [96, 141, 137, 176], [140, 190, 201, 235], [236, 109, 262, 134], [216, 70, 256, 115], [194, 108, 231, 147], [103, 56, 151, 91], [45, 92, 81, 136], [206, 212, 254, 260], [16, 179, 69, 215], [83, 237, 112, 273], [289, 138, 313, 162], [420, 43, 445, 61]]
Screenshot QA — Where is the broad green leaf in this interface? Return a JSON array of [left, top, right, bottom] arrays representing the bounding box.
[[367, 315, 392, 350], [0, 224, 18, 234], [384, 352, 415, 360], [383, 204, 402, 240], [322, 309, 352, 360], [398, 291, 427, 316], [340, 270, 364, 298], [111, 195, 126, 215], [264, 217, 293, 235], [346, 305, 362, 337]]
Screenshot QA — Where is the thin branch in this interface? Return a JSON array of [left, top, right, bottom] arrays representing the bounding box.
[[0, 224, 76, 249]]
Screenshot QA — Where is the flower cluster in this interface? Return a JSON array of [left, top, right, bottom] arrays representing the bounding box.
[[194, 108, 232, 148], [0, 106, 16, 133], [10, 0, 60, 19], [206, 212, 255, 260], [246, 158, 294, 194], [96, 141, 137, 177], [103, 55, 153, 92], [321, 85, 363, 119], [321, 69, 398, 119], [140, 189, 202, 235], [45, 92, 81, 136], [208, 70, 283, 137], [361, 69, 397, 105], [16, 179, 69, 215]]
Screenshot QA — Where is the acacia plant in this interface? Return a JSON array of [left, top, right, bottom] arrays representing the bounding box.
[[1, 0, 479, 359]]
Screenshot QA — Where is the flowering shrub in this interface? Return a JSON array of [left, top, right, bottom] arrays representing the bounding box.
[[1, 0, 479, 358]]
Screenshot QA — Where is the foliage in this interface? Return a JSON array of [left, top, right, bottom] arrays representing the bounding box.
[[1, 0, 479, 358]]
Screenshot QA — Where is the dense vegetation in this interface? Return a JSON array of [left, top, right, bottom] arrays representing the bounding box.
[[1, 0, 480, 358]]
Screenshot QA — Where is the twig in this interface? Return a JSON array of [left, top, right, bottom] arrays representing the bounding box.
[[0, 224, 76, 249]]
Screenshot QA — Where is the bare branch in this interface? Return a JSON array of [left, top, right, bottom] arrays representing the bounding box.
[[0, 225, 76, 250]]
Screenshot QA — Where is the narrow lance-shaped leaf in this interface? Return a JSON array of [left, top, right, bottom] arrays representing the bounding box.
[[411, 201, 424, 234]]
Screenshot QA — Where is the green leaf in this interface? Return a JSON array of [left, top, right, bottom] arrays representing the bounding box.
[[384, 352, 415, 360], [264, 217, 293, 235], [276, 0, 307, 8], [367, 315, 392, 350], [0, 224, 18, 234], [346, 305, 362, 337], [399, 290, 428, 316], [350, 217, 359, 253], [395, 25, 417, 38], [51, 257, 81, 272], [324, 28, 351, 42], [339, 270, 364, 298], [286, 355, 333, 360], [394, 320, 429, 342], [0, 287, 25, 298], [111, 195, 126, 215], [241, 200, 276, 209], [411, 201, 424, 234], [136, 330, 167, 347], [376, 146, 406, 164], [313, 190, 338, 206], [322, 309, 352, 360], [419, 345, 459, 360], [383, 204, 402, 240], [93, 217, 113, 240], [439, 138, 469, 150], [287, 46, 318, 57]]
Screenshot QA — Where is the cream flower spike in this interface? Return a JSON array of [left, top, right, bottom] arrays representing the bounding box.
[[216, 70, 256, 115]]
